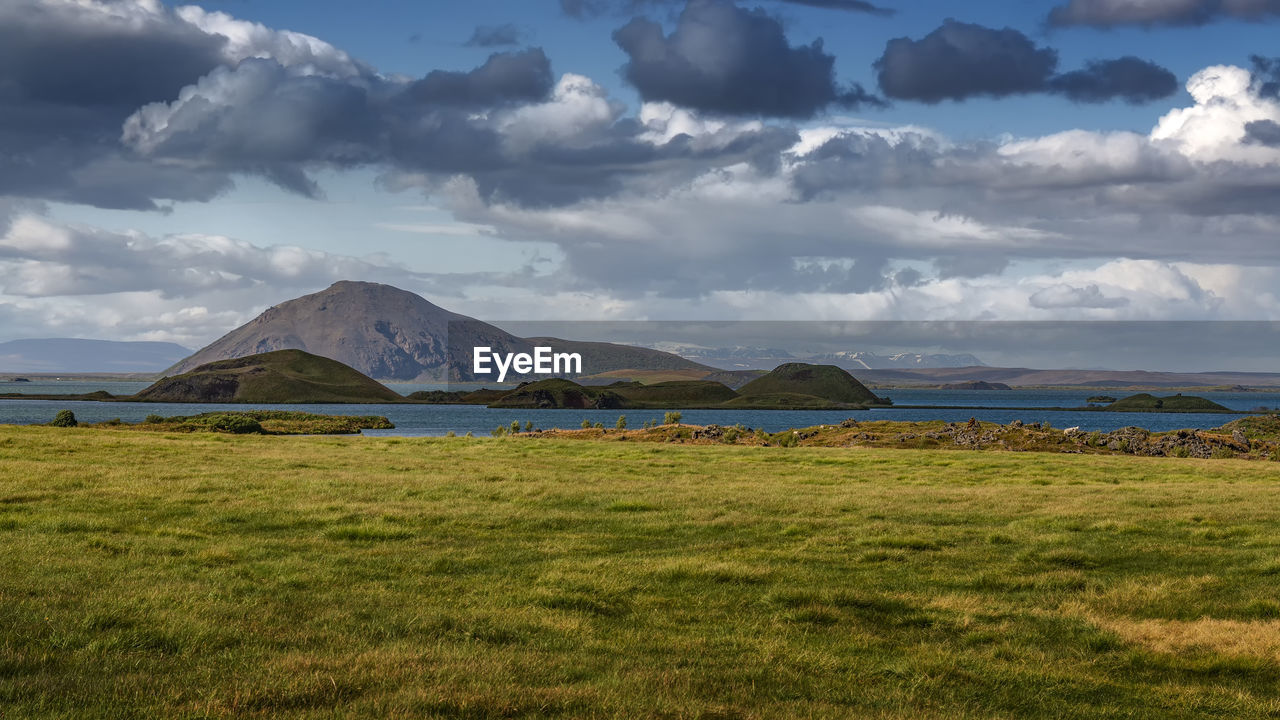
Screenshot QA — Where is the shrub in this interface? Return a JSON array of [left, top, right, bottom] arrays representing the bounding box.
[[208, 414, 262, 434], [465, 431, 474, 438], [722, 427, 740, 443], [144, 414, 165, 424], [445, 430, 456, 438], [49, 410, 78, 427], [1170, 446, 1190, 458], [581, 419, 591, 429], [510, 420, 521, 434], [594, 422, 604, 429], [777, 431, 799, 448], [616, 415, 627, 430], [1211, 446, 1238, 460], [524, 421, 533, 432], [492, 426, 507, 437], [664, 411, 682, 425]]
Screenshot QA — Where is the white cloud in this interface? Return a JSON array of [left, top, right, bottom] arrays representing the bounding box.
[[1151, 65, 1280, 164]]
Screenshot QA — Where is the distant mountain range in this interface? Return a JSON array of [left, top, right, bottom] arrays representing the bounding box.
[[0, 339, 191, 373], [169, 281, 710, 381], [814, 351, 986, 370], [651, 344, 984, 371]]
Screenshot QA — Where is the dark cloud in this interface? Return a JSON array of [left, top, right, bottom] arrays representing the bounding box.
[[875, 20, 1176, 105], [465, 24, 527, 47], [1252, 56, 1280, 98], [1049, 0, 1280, 27], [613, 0, 880, 118], [1047, 57, 1179, 104], [409, 49, 554, 107], [0, 0, 233, 209], [562, 0, 890, 17], [876, 21, 1059, 103], [1244, 119, 1280, 146], [124, 47, 802, 208], [778, 0, 892, 14]]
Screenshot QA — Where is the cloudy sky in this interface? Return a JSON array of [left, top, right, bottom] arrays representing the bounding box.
[[3, 0, 1280, 350]]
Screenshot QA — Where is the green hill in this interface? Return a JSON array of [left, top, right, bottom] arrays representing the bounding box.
[[131, 350, 404, 403], [738, 363, 885, 405], [1106, 393, 1232, 413], [487, 379, 626, 409], [615, 380, 738, 407]]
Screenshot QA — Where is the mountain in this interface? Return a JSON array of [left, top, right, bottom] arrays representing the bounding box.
[[135, 350, 403, 403], [0, 339, 192, 373], [170, 281, 709, 381], [815, 351, 986, 370], [845, 367, 1280, 388]]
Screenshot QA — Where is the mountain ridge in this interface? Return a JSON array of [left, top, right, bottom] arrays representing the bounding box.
[[170, 281, 709, 381], [0, 339, 192, 373]]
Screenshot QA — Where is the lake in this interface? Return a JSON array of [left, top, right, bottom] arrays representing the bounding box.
[[1, 383, 1276, 436]]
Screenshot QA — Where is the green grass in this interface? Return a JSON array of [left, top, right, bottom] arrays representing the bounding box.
[[114, 411, 395, 434], [3, 426, 1280, 718]]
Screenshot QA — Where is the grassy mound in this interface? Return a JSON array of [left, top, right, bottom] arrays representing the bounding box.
[[738, 363, 884, 405], [488, 378, 627, 409], [1107, 393, 1232, 413], [131, 350, 403, 404], [614, 380, 738, 407], [1217, 414, 1280, 441], [122, 411, 394, 434]]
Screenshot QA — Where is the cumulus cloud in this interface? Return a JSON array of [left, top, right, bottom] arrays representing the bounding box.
[[0, 0, 380, 210], [875, 20, 1176, 104], [1029, 283, 1130, 309], [464, 24, 527, 47], [0, 214, 426, 299], [1048, 0, 1280, 27], [613, 0, 881, 117], [1151, 64, 1280, 164]]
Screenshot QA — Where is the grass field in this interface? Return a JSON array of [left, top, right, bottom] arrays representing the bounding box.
[[4, 426, 1280, 718]]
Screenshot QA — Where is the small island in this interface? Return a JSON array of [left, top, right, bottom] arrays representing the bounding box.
[[1103, 393, 1232, 413]]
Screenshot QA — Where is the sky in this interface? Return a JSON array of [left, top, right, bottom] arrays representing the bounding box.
[[3, 0, 1280, 357]]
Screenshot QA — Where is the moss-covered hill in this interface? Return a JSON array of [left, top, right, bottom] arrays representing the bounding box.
[[737, 363, 887, 406], [486, 378, 627, 409], [1105, 393, 1232, 413], [131, 350, 404, 404], [485, 364, 884, 410]]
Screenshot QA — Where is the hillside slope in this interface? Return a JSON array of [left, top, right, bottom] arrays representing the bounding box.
[[136, 350, 403, 403]]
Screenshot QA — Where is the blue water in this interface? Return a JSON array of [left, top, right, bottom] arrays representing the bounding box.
[[1, 383, 1277, 436]]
